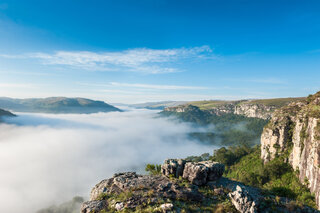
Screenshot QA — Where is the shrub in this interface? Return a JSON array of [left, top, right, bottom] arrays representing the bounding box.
[[145, 164, 161, 175]]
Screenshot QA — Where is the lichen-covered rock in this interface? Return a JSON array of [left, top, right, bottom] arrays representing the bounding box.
[[182, 161, 224, 185], [83, 172, 203, 212], [81, 200, 108, 213], [229, 185, 258, 213], [161, 159, 186, 178]]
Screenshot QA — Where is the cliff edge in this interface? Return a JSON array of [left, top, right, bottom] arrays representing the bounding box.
[[261, 91, 320, 209], [164, 98, 303, 120]]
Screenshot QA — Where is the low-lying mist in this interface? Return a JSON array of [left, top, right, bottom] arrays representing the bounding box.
[[0, 108, 215, 213]]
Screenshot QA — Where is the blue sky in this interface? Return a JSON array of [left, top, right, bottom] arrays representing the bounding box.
[[0, 0, 320, 103]]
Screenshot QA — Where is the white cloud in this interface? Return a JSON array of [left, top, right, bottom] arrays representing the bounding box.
[[0, 46, 213, 74], [109, 82, 208, 90], [0, 110, 213, 213]]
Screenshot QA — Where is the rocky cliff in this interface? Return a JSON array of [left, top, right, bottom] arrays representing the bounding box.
[[164, 98, 303, 120], [261, 91, 320, 209]]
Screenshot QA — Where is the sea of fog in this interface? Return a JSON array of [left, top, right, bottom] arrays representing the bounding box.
[[0, 107, 216, 213]]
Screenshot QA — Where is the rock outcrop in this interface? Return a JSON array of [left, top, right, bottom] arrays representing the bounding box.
[[233, 103, 276, 120], [182, 161, 224, 185], [261, 91, 320, 209], [81, 200, 108, 213], [81, 158, 320, 212], [229, 185, 259, 213], [164, 98, 303, 120], [161, 159, 186, 178], [82, 171, 203, 213], [161, 159, 224, 186]]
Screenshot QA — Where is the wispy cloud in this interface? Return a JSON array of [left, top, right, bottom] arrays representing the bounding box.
[[0, 83, 36, 88], [77, 82, 209, 90], [109, 82, 208, 90], [0, 46, 213, 74]]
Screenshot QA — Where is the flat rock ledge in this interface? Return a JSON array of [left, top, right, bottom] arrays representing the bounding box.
[[82, 171, 202, 213]]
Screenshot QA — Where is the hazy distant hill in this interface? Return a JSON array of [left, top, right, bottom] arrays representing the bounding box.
[[0, 108, 15, 118], [164, 97, 305, 120], [0, 97, 121, 114], [130, 101, 188, 110]]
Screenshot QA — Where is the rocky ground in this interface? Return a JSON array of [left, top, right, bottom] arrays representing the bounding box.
[[81, 159, 320, 213]]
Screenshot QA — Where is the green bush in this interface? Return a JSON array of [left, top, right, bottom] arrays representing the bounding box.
[[161, 108, 268, 147], [145, 164, 161, 175], [211, 145, 253, 166], [224, 146, 317, 208]]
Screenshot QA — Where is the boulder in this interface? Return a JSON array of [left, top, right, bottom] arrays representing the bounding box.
[[182, 161, 224, 185], [228, 185, 258, 213], [202, 161, 225, 181], [161, 159, 186, 178]]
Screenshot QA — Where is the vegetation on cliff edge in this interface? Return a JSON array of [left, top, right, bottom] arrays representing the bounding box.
[[161, 107, 268, 147], [219, 146, 317, 208]]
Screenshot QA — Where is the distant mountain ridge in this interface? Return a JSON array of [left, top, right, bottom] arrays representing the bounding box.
[[124, 101, 188, 110], [0, 108, 15, 119], [0, 97, 121, 114], [164, 97, 305, 120]]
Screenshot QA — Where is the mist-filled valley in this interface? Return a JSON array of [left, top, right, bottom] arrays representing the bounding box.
[[2, 1, 319, 212], [0, 108, 216, 213]]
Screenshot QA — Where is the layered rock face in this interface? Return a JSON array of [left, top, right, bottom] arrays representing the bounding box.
[[261, 92, 320, 209], [163, 100, 294, 120], [234, 103, 276, 120]]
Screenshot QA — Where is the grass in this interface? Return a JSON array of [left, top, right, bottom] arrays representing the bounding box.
[[247, 97, 305, 107], [184, 97, 305, 111], [224, 146, 317, 209]]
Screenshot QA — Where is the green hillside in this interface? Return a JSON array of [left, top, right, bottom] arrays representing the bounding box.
[[160, 105, 268, 147], [187, 97, 305, 110], [0, 97, 121, 114]]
